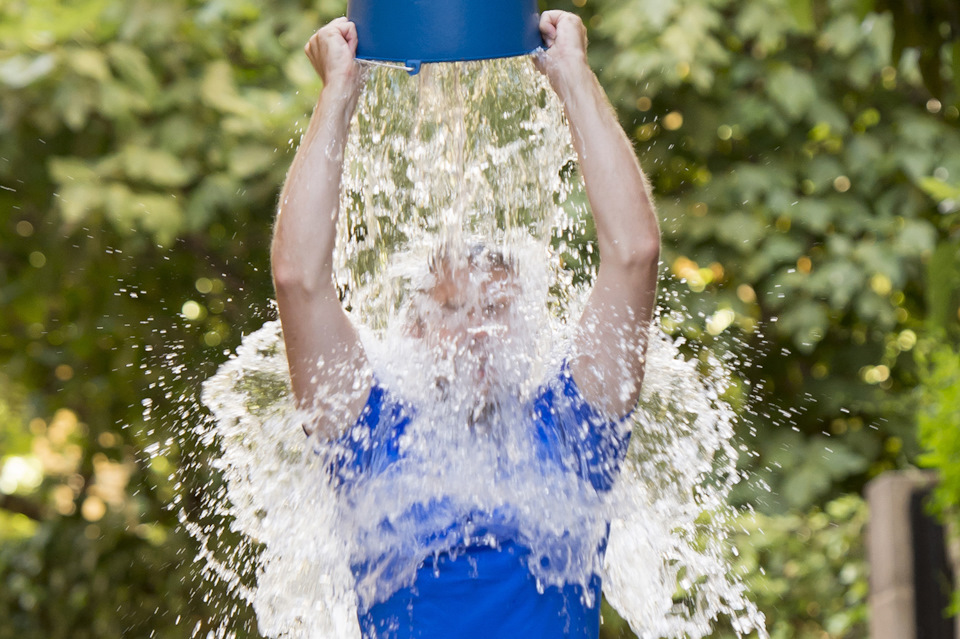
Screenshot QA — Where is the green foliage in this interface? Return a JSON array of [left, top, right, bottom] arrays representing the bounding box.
[[925, 239, 960, 337], [0, 0, 346, 635], [0, 0, 957, 634], [557, 0, 960, 511], [916, 342, 960, 608], [721, 496, 870, 639], [865, 0, 960, 101], [0, 514, 238, 639], [600, 496, 870, 639]]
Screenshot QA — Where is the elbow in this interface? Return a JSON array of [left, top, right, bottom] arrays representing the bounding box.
[[271, 252, 331, 295], [270, 250, 301, 290], [270, 231, 296, 289], [270, 222, 336, 294], [603, 233, 660, 272]]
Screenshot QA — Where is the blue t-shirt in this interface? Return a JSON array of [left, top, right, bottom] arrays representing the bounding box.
[[332, 363, 631, 639]]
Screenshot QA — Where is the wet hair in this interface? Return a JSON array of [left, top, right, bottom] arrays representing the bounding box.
[[469, 243, 517, 274], [426, 242, 518, 277]]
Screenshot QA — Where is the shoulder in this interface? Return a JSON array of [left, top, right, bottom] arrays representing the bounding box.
[[325, 376, 415, 487], [533, 359, 627, 423], [531, 360, 632, 492]]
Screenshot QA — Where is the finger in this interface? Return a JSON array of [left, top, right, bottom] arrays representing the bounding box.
[[336, 21, 357, 43], [539, 11, 565, 47], [542, 25, 557, 48], [539, 21, 558, 47], [333, 19, 353, 38], [540, 10, 566, 28], [319, 26, 341, 42], [343, 22, 359, 53], [305, 35, 319, 57], [554, 12, 583, 35], [319, 17, 348, 38]]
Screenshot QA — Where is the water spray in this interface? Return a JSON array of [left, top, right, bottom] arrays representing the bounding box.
[[175, 6, 770, 638]]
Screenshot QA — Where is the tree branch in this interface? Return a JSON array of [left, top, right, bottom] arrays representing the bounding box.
[[0, 493, 47, 521]]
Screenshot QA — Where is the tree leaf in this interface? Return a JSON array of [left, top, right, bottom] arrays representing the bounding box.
[[228, 144, 276, 179], [917, 176, 960, 203], [817, 14, 863, 58], [925, 240, 960, 333], [119, 146, 194, 187], [791, 199, 834, 234], [893, 219, 936, 258], [48, 157, 98, 184], [64, 47, 111, 82], [128, 193, 183, 246], [0, 54, 56, 89], [201, 60, 251, 115], [56, 182, 103, 224], [767, 65, 817, 120], [106, 42, 159, 100]]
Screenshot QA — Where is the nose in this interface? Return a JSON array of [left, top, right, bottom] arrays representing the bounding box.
[[465, 322, 508, 355], [471, 333, 490, 359], [466, 324, 489, 339]]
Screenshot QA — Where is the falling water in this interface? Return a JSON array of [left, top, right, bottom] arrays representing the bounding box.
[[186, 56, 766, 638]]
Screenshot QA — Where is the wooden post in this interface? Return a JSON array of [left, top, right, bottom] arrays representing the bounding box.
[[867, 471, 957, 639]]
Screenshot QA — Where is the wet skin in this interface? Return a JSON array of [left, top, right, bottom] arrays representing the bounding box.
[[273, 12, 661, 439], [408, 257, 521, 400]]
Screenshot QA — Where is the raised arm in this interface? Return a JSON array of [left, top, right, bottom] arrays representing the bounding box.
[[537, 11, 661, 417], [271, 18, 371, 439]]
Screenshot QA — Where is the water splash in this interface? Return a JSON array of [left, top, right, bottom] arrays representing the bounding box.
[[336, 58, 579, 334], [186, 56, 766, 638]]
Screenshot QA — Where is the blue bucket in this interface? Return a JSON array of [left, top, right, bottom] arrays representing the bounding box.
[[347, 0, 543, 74]]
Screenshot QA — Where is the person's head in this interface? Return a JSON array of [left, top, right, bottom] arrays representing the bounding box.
[[403, 243, 525, 407], [408, 243, 518, 349]]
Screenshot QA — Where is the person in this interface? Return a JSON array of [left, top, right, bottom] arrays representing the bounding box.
[[270, 10, 660, 639]]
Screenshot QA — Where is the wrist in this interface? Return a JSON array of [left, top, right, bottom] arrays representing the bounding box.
[[318, 80, 359, 127], [550, 55, 593, 102]]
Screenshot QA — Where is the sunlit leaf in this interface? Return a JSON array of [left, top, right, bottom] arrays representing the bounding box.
[[228, 144, 276, 179], [201, 60, 251, 116], [130, 193, 183, 246], [57, 182, 103, 224], [119, 146, 194, 187], [918, 177, 960, 203], [106, 42, 160, 100], [817, 13, 863, 57], [0, 54, 56, 89], [767, 65, 817, 120], [64, 47, 111, 83]]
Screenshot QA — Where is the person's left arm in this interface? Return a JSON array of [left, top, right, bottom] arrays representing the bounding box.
[[537, 11, 661, 417]]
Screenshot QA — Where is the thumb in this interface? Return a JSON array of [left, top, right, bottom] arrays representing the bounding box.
[[342, 21, 359, 55]]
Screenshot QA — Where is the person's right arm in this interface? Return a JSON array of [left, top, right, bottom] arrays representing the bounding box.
[[271, 18, 371, 439]]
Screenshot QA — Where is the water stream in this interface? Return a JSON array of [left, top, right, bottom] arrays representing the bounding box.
[[184, 57, 766, 638]]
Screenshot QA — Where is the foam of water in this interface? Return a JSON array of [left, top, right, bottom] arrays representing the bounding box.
[[188, 56, 766, 638]]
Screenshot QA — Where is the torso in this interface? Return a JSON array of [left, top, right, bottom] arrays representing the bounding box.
[[329, 363, 630, 639]]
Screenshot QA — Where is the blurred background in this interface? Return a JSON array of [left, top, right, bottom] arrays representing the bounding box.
[[1, 0, 958, 637]]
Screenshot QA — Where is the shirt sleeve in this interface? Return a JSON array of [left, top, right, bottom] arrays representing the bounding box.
[[530, 360, 633, 493], [326, 379, 412, 489]]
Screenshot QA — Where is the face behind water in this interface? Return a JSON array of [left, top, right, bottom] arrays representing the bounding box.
[[406, 247, 527, 414]]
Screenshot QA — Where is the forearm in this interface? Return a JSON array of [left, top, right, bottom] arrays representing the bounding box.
[[555, 62, 660, 267], [271, 86, 356, 293]]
